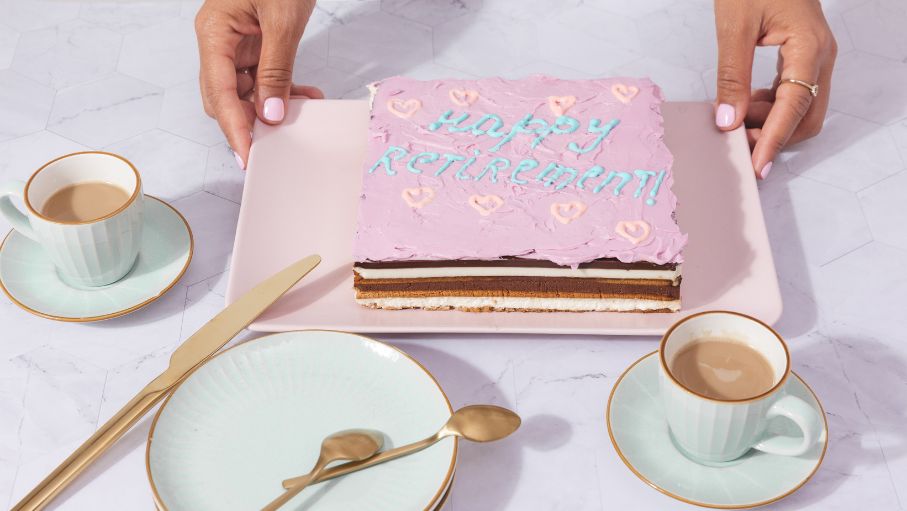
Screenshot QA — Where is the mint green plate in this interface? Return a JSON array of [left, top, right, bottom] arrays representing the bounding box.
[[0, 196, 192, 322], [146, 331, 457, 511], [607, 352, 828, 509]]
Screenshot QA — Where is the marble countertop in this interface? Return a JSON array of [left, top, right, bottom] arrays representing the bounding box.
[[1, 0, 905, 509]]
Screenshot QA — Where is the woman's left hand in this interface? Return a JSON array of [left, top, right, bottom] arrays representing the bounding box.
[[713, 0, 837, 180]]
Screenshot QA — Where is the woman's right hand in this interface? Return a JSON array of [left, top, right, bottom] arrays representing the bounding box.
[[195, 0, 324, 169]]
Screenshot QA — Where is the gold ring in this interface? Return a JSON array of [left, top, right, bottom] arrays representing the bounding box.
[[781, 78, 818, 97]]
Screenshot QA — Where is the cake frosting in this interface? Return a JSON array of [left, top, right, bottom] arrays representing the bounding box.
[[352, 75, 686, 268]]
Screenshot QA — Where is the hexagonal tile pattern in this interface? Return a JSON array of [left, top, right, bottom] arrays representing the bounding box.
[[781, 111, 903, 192], [160, 80, 224, 146], [637, 2, 717, 72], [118, 18, 199, 88], [831, 51, 907, 124], [538, 24, 639, 76], [0, 0, 80, 31], [0, 131, 88, 182], [80, 1, 182, 34], [858, 171, 907, 251], [104, 129, 207, 200], [0, 27, 18, 70], [48, 74, 163, 147], [615, 57, 707, 101], [888, 116, 907, 163], [381, 0, 482, 26], [843, 0, 907, 61], [0, 71, 54, 143], [12, 20, 122, 89], [553, 2, 640, 52], [204, 142, 244, 204], [435, 13, 538, 76], [329, 11, 432, 75], [504, 60, 594, 80]]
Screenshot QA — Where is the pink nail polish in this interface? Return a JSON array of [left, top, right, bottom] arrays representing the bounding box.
[[716, 103, 735, 128], [263, 97, 285, 122], [234, 150, 245, 170], [760, 161, 773, 180]]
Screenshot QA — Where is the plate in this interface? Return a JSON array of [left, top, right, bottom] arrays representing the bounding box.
[[146, 330, 456, 511], [226, 100, 781, 335]]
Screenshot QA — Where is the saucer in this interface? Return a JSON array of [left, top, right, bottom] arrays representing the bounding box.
[[147, 330, 456, 511], [606, 352, 827, 509], [0, 196, 192, 322]]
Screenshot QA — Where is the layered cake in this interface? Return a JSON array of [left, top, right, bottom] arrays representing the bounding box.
[[352, 76, 686, 312]]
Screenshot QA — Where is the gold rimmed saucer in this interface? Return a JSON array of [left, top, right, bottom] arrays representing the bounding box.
[[0, 196, 192, 322]]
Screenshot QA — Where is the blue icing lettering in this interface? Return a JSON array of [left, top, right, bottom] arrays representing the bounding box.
[[510, 158, 539, 185], [368, 145, 408, 176], [455, 149, 481, 180], [406, 152, 440, 174], [593, 170, 632, 195], [567, 118, 620, 155], [576, 165, 605, 190], [489, 113, 533, 152], [435, 153, 465, 176], [633, 170, 657, 197], [467, 114, 506, 137], [646, 170, 666, 206], [533, 115, 580, 148], [428, 109, 470, 132], [475, 157, 510, 184], [536, 162, 578, 191]]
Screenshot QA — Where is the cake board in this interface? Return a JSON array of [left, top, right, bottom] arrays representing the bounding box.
[[225, 99, 781, 336]]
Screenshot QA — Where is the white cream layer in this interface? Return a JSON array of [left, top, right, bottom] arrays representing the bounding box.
[[357, 296, 680, 312], [354, 265, 681, 283]]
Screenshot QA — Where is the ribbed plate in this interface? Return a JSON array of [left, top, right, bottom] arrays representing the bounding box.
[[147, 331, 456, 511]]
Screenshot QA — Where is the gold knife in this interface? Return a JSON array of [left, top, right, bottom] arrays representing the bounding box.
[[11, 254, 322, 511]]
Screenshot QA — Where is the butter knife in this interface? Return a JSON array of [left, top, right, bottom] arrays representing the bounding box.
[[11, 254, 322, 511]]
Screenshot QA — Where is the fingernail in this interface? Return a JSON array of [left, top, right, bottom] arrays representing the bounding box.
[[716, 103, 735, 128], [759, 161, 773, 180], [263, 97, 285, 122], [234, 150, 245, 170]]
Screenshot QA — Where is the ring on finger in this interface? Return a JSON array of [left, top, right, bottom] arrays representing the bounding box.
[[780, 78, 819, 97]]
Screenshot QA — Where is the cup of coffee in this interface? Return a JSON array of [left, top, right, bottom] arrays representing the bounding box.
[[0, 151, 144, 287], [659, 311, 822, 464]]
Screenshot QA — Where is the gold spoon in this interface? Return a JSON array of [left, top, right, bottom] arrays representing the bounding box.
[[282, 405, 521, 490], [261, 429, 383, 511]]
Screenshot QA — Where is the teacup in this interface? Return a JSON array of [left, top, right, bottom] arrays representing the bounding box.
[[0, 151, 144, 288], [659, 311, 822, 464]]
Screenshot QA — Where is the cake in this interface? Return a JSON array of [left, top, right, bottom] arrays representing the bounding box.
[[352, 76, 686, 312]]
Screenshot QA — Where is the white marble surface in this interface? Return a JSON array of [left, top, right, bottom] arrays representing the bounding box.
[[0, 0, 905, 509]]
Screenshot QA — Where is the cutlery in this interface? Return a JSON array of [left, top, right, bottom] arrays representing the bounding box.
[[282, 405, 520, 489], [12, 255, 322, 511], [262, 430, 383, 511]]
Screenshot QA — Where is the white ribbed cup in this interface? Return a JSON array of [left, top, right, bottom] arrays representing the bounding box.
[[659, 311, 822, 464], [0, 152, 144, 288]]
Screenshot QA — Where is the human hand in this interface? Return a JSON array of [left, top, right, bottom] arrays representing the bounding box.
[[195, 0, 324, 169], [713, 0, 836, 179]]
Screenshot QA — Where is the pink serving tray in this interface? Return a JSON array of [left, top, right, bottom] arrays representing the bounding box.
[[226, 100, 781, 336]]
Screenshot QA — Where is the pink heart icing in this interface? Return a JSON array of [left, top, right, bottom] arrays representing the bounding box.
[[611, 84, 639, 104], [615, 220, 651, 244], [547, 95, 577, 116], [401, 187, 435, 208], [449, 88, 479, 106], [468, 194, 504, 216], [387, 98, 422, 118], [550, 201, 588, 224]]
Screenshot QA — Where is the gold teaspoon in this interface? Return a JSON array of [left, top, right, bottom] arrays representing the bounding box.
[[261, 429, 383, 511], [282, 405, 521, 490]]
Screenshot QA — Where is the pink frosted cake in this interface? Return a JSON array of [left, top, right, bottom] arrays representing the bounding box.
[[352, 76, 686, 312]]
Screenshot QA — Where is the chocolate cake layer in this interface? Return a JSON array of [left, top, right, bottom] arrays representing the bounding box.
[[356, 257, 677, 271], [354, 275, 680, 301]]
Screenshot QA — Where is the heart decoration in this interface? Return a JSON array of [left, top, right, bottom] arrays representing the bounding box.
[[387, 98, 422, 119], [468, 194, 504, 216], [550, 201, 588, 224], [610, 84, 639, 104], [401, 187, 435, 209], [449, 88, 479, 107], [615, 220, 651, 245], [547, 95, 577, 116]]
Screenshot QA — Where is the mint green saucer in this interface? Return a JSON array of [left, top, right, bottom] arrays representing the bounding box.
[[0, 196, 192, 322], [607, 352, 828, 509]]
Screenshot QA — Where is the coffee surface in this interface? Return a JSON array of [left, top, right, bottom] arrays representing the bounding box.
[[41, 182, 130, 222], [670, 337, 775, 400]]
